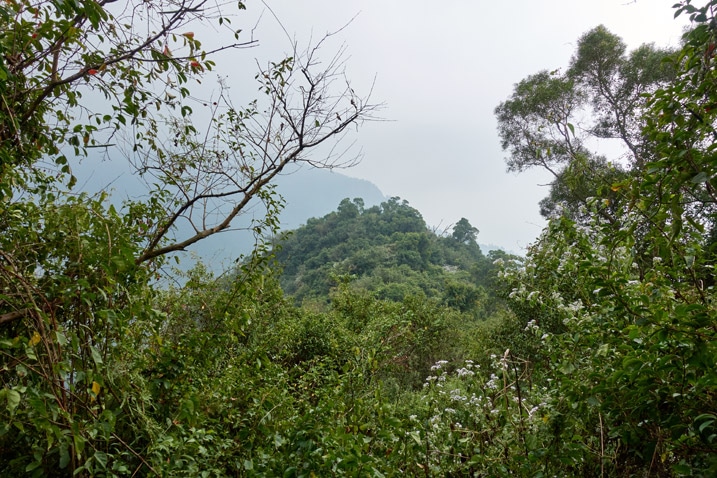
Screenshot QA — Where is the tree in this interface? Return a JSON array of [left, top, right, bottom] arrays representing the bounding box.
[[451, 217, 479, 245], [1, 1, 248, 192], [0, 1, 376, 474], [495, 25, 675, 221]]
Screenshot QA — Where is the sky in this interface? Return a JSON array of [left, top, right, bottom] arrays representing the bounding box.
[[197, 1, 690, 252]]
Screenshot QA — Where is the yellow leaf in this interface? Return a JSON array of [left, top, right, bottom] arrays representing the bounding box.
[[29, 331, 41, 347], [92, 381, 101, 396]]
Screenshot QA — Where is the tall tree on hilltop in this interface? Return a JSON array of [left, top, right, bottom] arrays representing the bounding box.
[[451, 217, 480, 245]]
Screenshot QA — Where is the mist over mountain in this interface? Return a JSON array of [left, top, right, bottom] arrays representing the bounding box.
[[74, 156, 510, 268], [274, 167, 387, 231], [173, 167, 389, 268]]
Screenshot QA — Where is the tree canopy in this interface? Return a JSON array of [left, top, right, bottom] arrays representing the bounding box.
[[272, 197, 494, 310], [495, 24, 676, 221]]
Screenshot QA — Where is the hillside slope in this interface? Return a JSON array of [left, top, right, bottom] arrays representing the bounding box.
[[273, 197, 512, 315]]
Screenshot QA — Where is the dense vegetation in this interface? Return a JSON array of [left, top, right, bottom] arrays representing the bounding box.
[[1, 0, 717, 476], [273, 196, 505, 311]]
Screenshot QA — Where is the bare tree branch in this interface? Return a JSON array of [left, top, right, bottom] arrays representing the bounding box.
[[133, 37, 381, 264]]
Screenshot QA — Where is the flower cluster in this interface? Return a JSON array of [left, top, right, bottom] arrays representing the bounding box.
[[430, 360, 448, 371]]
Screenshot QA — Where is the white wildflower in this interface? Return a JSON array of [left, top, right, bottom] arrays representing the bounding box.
[[487, 373, 499, 390], [456, 367, 475, 377], [431, 360, 448, 371]]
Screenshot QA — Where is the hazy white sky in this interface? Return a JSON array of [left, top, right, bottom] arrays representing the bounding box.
[[210, 1, 689, 251]]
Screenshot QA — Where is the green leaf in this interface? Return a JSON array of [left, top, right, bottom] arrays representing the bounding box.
[[672, 463, 693, 474], [73, 433, 85, 456], [696, 413, 717, 433], [699, 419, 715, 433], [90, 346, 103, 365], [59, 444, 70, 469], [690, 171, 709, 184], [55, 330, 68, 346], [559, 361, 576, 374], [94, 451, 108, 469], [5, 389, 20, 412]]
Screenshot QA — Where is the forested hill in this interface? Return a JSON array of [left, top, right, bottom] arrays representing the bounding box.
[[273, 197, 512, 311]]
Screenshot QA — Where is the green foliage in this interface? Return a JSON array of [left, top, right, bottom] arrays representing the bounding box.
[[6, 0, 716, 476], [493, 5, 717, 475], [273, 197, 499, 317], [451, 217, 480, 245], [0, 189, 159, 475], [1, 0, 375, 475], [137, 259, 477, 474], [331, 285, 463, 390], [496, 69, 586, 175], [0, 0, 237, 196]]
